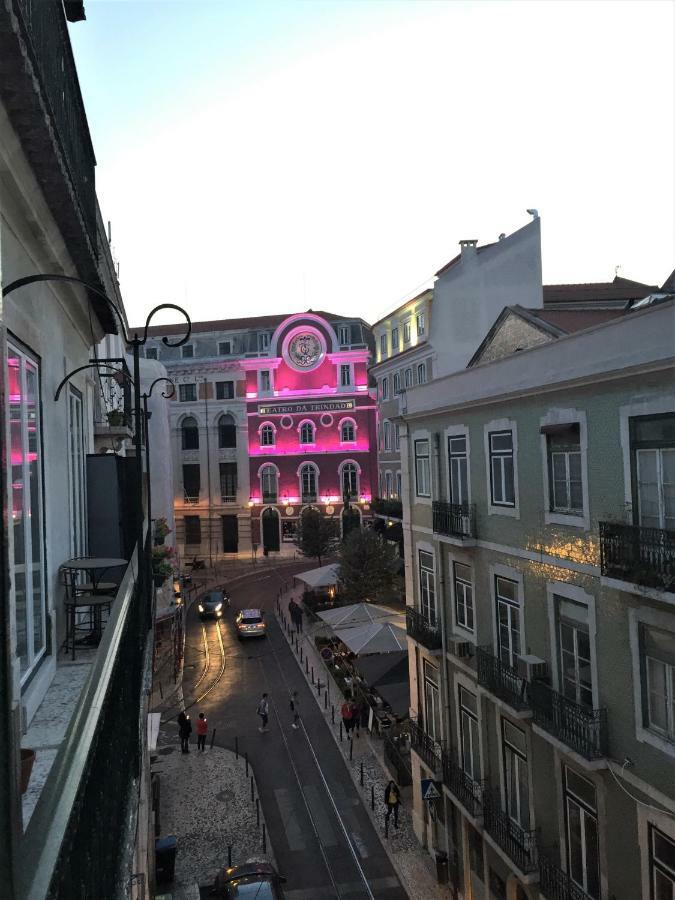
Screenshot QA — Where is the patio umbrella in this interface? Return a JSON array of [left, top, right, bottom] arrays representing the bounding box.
[[354, 650, 408, 686], [318, 602, 402, 630], [334, 620, 407, 656]]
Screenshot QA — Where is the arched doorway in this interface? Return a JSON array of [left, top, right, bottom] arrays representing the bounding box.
[[342, 506, 361, 538], [262, 507, 280, 552]]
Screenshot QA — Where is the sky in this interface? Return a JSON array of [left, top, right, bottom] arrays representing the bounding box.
[[69, 0, 675, 327]]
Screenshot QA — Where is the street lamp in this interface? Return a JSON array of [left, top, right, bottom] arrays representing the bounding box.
[[142, 377, 175, 595]]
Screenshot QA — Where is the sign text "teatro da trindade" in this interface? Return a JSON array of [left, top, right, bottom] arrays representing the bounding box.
[[257, 399, 356, 416]]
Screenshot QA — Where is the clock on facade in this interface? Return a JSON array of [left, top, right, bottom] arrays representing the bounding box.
[[288, 332, 323, 370]]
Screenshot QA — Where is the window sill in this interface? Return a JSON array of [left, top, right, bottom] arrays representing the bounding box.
[[544, 511, 587, 529], [487, 503, 520, 519]]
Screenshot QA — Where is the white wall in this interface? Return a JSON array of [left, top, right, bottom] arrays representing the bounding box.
[[138, 358, 175, 539]]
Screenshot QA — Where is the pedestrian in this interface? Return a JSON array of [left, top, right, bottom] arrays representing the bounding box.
[[257, 692, 270, 733], [351, 699, 362, 738], [295, 603, 304, 635], [384, 780, 401, 829], [290, 690, 300, 729], [178, 711, 192, 753], [288, 599, 297, 631], [341, 697, 353, 736], [196, 712, 208, 751]]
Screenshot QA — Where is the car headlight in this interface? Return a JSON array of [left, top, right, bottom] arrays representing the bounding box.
[[215, 602, 222, 612], [198, 604, 204, 612]]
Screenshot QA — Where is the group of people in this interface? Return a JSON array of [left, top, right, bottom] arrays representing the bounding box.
[[287, 599, 304, 634], [340, 696, 364, 737], [177, 711, 208, 752], [256, 691, 300, 732]]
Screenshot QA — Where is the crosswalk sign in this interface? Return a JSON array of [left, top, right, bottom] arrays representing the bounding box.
[[421, 778, 441, 802]]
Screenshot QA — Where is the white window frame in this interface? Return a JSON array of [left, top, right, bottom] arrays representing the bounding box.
[[416, 311, 425, 336], [380, 333, 387, 359], [453, 560, 475, 634], [383, 420, 392, 451], [298, 462, 319, 501], [258, 332, 270, 352], [259, 370, 272, 394], [455, 671, 485, 784], [181, 343, 194, 359], [394, 423, 400, 451], [215, 380, 235, 401], [338, 325, 350, 346], [68, 386, 87, 559], [459, 685, 481, 782], [423, 658, 441, 743], [540, 409, 589, 529], [259, 463, 279, 502], [340, 363, 353, 388], [298, 419, 316, 445], [178, 383, 197, 403], [340, 460, 360, 499], [629, 606, 675, 757], [490, 563, 525, 670], [484, 418, 519, 518], [391, 326, 400, 351], [259, 422, 276, 447], [381, 377, 389, 401], [384, 470, 393, 498], [563, 767, 601, 899], [414, 435, 431, 501], [403, 320, 411, 343], [417, 362, 427, 385], [445, 425, 471, 507], [619, 397, 675, 517], [500, 718, 531, 831], [404, 368, 413, 389], [419, 548, 437, 626], [546, 582, 599, 707], [339, 417, 357, 443], [393, 372, 401, 394]]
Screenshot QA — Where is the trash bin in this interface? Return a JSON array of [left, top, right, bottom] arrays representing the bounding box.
[[155, 835, 177, 885], [435, 849, 449, 885]]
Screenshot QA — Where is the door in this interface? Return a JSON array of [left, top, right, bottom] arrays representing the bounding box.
[[221, 515, 238, 553], [262, 508, 280, 551]]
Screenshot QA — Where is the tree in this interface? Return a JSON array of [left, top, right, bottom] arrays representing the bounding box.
[[295, 508, 339, 567], [338, 527, 400, 603]]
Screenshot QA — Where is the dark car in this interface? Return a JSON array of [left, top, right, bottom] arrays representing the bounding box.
[[198, 590, 229, 620], [211, 859, 286, 898]]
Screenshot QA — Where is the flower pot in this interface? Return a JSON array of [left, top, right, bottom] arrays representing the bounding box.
[[21, 748, 36, 794]]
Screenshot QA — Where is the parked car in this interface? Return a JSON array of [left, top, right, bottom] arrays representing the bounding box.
[[198, 591, 227, 620], [236, 609, 266, 639], [211, 859, 286, 898]]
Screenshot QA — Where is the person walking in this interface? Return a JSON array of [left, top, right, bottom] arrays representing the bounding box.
[[341, 697, 353, 737], [196, 712, 208, 751], [290, 690, 300, 729], [351, 699, 362, 738], [384, 780, 401, 829], [288, 599, 297, 631], [177, 711, 192, 754], [257, 692, 270, 733], [295, 603, 304, 635]]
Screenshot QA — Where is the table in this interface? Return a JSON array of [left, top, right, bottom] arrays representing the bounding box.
[[61, 557, 128, 593], [61, 558, 127, 658]]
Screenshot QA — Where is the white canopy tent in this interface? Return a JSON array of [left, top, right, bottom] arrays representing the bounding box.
[[294, 564, 340, 590], [317, 602, 402, 630]]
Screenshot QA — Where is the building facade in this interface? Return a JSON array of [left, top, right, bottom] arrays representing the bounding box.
[[400, 297, 675, 899]]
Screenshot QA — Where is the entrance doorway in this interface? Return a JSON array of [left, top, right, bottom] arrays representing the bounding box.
[[262, 508, 280, 552], [221, 515, 239, 553]]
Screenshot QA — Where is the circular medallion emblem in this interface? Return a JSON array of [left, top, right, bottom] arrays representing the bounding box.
[[285, 506, 295, 516], [325, 505, 335, 516], [289, 332, 322, 369]]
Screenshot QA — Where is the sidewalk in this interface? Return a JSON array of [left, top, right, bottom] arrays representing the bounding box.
[[275, 588, 453, 900]]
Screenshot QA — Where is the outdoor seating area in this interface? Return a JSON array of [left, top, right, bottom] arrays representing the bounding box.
[[59, 557, 127, 660]]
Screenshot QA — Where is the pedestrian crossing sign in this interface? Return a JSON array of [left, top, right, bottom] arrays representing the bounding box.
[[421, 779, 441, 802]]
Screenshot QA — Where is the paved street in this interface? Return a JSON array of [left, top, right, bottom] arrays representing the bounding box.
[[173, 562, 408, 899]]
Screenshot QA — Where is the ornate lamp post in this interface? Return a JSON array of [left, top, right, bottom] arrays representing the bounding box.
[[142, 377, 175, 584]]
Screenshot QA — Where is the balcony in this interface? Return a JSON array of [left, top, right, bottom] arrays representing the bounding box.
[[530, 681, 608, 760], [406, 607, 442, 652], [476, 647, 530, 712], [442, 749, 484, 818], [302, 493, 317, 504], [409, 717, 443, 774], [432, 501, 476, 540], [221, 493, 236, 504], [540, 855, 594, 900], [184, 493, 200, 505], [372, 497, 403, 519], [483, 790, 538, 874], [599, 521, 675, 591], [262, 492, 278, 504]]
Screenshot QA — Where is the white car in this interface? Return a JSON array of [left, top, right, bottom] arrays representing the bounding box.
[[236, 609, 267, 639]]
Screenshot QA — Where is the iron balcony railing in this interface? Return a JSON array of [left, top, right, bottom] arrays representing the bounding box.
[[372, 497, 403, 519], [530, 680, 608, 759], [409, 717, 443, 773], [483, 790, 538, 874], [221, 492, 236, 503], [540, 855, 594, 900], [476, 646, 530, 711], [432, 501, 476, 539], [442, 749, 484, 818], [599, 521, 675, 591], [406, 607, 442, 651], [302, 492, 317, 504], [262, 492, 278, 504], [184, 493, 200, 505]]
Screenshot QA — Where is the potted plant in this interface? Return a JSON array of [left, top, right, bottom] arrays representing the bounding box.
[[152, 545, 175, 587], [21, 748, 36, 794], [106, 409, 125, 427], [153, 517, 172, 546]]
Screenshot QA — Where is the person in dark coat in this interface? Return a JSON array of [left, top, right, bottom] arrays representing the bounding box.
[[384, 780, 401, 828], [178, 711, 192, 753]]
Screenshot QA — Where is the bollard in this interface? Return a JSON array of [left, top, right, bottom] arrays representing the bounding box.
[[250, 776, 254, 803], [385, 815, 389, 839], [210, 728, 216, 749], [317, 679, 321, 696], [371, 785, 375, 810], [262, 823, 267, 854], [228, 845, 232, 868], [311, 666, 314, 684], [158, 681, 163, 700], [360, 761, 364, 786], [300, 646, 303, 663], [245, 752, 249, 777], [305, 657, 309, 675], [349, 737, 354, 761], [331, 705, 335, 724], [324, 691, 328, 710], [340, 722, 343, 742], [256, 797, 260, 827], [235, 736, 239, 760]]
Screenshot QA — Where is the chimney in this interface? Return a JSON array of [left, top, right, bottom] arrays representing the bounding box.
[[460, 239, 478, 257]]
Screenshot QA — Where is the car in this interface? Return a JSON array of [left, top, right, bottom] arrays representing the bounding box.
[[198, 590, 228, 620], [236, 609, 266, 639], [211, 859, 286, 898]]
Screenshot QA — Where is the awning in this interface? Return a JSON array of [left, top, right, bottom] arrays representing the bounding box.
[[334, 621, 407, 655], [318, 603, 403, 630], [354, 650, 408, 686], [375, 681, 410, 717], [294, 564, 340, 589]]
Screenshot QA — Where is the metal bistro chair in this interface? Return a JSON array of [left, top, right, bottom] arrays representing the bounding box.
[[60, 566, 116, 661]]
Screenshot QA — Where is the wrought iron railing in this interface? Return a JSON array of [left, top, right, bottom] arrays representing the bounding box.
[[483, 790, 538, 874], [530, 680, 608, 759], [221, 492, 236, 503], [409, 717, 443, 773], [184, 493, 200, 505], [442, 749, 484, 818], [476, 646, 530, 710], [302, 493, 317, 504], [599, 521, 675, 590], [540, 855, 594, 900], [406, 607, 442, 651], [372, 497, 403, 519], [432, 501, 476, 539]]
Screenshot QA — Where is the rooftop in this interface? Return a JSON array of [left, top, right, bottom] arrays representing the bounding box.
[[141, 309, 369, 337], [542, 275, 657, 305]]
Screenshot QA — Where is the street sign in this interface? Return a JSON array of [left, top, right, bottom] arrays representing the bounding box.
[[421, 778, 441, 802]]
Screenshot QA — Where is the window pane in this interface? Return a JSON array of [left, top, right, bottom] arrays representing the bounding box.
[[496, 577, 517, 603], [584, 814, 600, 898], [654, 830, 675, 871], [568, 800, 584, 884], [503, 457, 515, 503], [654, 869, 675, 900], [648, 658, 669, 731], [491, 457, 503, 503], [491, 432, 513, 452]]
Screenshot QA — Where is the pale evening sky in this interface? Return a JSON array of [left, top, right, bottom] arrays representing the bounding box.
[[70, 0, 675, 327]]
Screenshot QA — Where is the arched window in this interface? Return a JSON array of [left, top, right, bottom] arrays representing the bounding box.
[[300, 421, 315, 445], [340, 419, 356, 443], [218, 413, 236, 449], [300, 463, 318, 503], [341, 463, 359, 501], [181, 416, 199, 450], [261, 465, 278, 503], [260, 423, 275, 447]]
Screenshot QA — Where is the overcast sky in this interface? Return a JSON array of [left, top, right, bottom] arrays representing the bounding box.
[[70, 0, 674, 327]]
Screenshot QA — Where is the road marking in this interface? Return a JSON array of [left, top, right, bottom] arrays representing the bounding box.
[[273, 788, 306, 852], [304, 784, 338, 847], [284, 888, 336, 900], [349, 830, 369, 859], [337, 876, 401, 894]]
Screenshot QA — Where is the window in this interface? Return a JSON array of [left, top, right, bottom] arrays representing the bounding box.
[[380, 334, 387, 357], [341, 420, 355, 443], [393, 372, 401, 394], [7, 345, 46, 677], [385, 471, 393, 498], [179, 383, 196, 403], [181, 416, 199, 450], [415, 439, 431, 497], [641, 624, 675, 741], [416, 312, 425, 336], [218, 340, 231, 355], [258, 332, 270, 352], [340, 364, 352, 387], [261, 465, 278, 503], [423, 660, 441, 741], [502, 720, 530, 830], [448, 435, 468, 505], [391, 327, 399, 350], [559, 612, 593, 708], [184, 515, 201, 545], [146, 347, 158, 360], [300, 463, 318, 502], [650, 825, 675, 899], [417, 362, 427, 385], [218, 413, 236, 448], [396, 471, 402, 497], [383, 421, 392, 451], [381, 378, 389, 401], [419, 550, 436, 625], [68, 387, 86, 558], [630, 414, 675, 530], [300, 421, 315, 444], [183, 464, 201, 503], [496, 576, 521, 668], [394, 424, 400, 451], [339, 325, 350, 346], [260, 423, 275, 447], [564, 768, 599, 898], [404, 368, 413, 389], [342, 463, 358, 500], [182, 344, 194, 359], [546, 424, 582, 514], [216, 381, 234, 400], [219, 462, 237, 503], [403, 321, 411, 343], [489, 430, 515, 506], [459, 687, 481, 781], [260, 370, 271, 393], [454, 563, 474, 632]]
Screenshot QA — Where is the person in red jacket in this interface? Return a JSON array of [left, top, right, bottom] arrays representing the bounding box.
[[196, 712, 208, 751]]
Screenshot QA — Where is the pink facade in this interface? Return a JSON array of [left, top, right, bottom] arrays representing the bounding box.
[[245, 313, 378, 550]]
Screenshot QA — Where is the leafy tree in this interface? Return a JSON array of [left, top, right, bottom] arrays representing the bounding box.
[[338, 527, 399, 603], [295, 508, 339, 567]]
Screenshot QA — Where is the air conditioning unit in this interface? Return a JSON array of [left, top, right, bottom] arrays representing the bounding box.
[[517, 655, 548, 682], [449, 638, 473, 659]]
